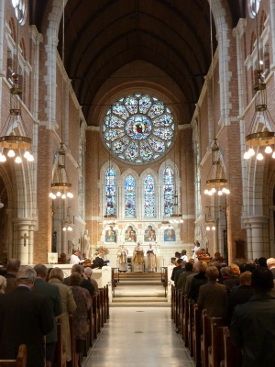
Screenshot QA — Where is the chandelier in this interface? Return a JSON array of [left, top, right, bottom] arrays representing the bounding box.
[[205, 206, 216, 231], [63, 206, 73, 232], [0, 74, 34, 163], [243, 70, 275, 160], [49, 143, 74, 199], [204, 139, 230, 196]]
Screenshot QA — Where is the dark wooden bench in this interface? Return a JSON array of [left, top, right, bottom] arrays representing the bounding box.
[[208, 317, 225, 367], [183, 295, 189, 346], [55, 320, 66, 367], [0, 344, 27, 367], [220, 327, 242, 367], [187, 299, 195, 357], [200, 310, 211, 367], [192, 304, 202, 367]]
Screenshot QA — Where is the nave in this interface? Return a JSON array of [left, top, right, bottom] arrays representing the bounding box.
[[82, 307, 195, 367]]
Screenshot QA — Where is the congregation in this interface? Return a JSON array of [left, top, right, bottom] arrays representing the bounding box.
[[0, 258, 100, 367], [171, 242, 275, 367]]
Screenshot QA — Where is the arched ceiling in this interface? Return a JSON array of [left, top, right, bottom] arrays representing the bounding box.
[[30, 0, 245, 126]]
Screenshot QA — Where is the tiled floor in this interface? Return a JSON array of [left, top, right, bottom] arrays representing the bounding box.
[[82, 307, 195, 367]]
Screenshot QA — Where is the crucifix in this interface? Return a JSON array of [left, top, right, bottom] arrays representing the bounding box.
[[21, 233, 29, 247]]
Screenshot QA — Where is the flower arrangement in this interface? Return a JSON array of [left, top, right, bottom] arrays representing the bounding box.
[[95, 246, 109, 256]]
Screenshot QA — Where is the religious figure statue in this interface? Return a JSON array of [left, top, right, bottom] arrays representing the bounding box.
[[132, 242, 144, 272], [116, 244, 128, 272], [83, 229, 91, 257], [146, 244, 157, 272]]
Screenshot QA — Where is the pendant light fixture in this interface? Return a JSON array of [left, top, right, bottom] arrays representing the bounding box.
[[0, 19, 33, 164], [243, 7, 275, 160]]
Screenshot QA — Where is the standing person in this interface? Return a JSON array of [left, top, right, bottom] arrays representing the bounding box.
[[146, 244, 157, 272], [33, 264, 62, 367], [181, 249, 188, 262], [70, 272, 92, 367], [0, 266, 54, 367], [4, 258, 20, 293], [117, 244, 128, 272], [192, 240, 201, 261], [267, 258, 275, 278], [197, 266, 227, 317], [70, 250, 81, 264], [0, 275, 6, 295], [48, 267, 77, 365], [230, 268, 275, 367], [84, 267, 99, 298], [132, 242, 144, 272]]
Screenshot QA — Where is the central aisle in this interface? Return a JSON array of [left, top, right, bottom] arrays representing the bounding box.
[[82, 307, 195, 367]]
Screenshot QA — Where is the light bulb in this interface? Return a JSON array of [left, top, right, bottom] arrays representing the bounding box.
[[206, 226, 210, 231], [63, 227, 67, 232], [218, 190, 223, 196], [272, 152, 275, 159], [243, 151, 250, 159], [15, 156, 22, 164], [256, 153, 264, 160], [226, 189, 230, 194], [61, 194, 66, 199], [67, 192, 74, 198], [24, 151, 30, 158], [7, 149, 15, 157], [204, 189, 209, 195], [212, 226, 216, 231], [265, 146, 272, 154], [68, 226, 73, 231], [211, 187, 216, 193], [248, 148, 255, 156], [27, 154, 34, 162], [0, 154, 6, 162], [56, 192, 61, 197]]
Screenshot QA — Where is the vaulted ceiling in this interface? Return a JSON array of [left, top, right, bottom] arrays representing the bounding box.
[[30, 0, 245, 126]]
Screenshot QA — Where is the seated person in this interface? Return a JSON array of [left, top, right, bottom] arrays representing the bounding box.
[[92, 252, 105, 269]]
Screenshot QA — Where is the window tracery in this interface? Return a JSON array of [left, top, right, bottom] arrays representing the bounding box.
[[102, 94, 174, 165]]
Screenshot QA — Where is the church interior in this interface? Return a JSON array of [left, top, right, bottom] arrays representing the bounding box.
[[0, 0, 274, 267]]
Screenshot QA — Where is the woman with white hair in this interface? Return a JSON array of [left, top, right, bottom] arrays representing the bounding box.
[[0, 275, 6, 294]]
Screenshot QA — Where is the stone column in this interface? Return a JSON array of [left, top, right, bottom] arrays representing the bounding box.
[[243, 216, 269, 259], [13, 219, 36, 264]]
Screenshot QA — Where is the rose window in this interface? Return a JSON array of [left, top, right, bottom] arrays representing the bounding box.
[[102, 94, 175, 164]]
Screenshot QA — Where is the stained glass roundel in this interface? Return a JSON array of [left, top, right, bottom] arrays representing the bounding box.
[[102, 94, 175, 164]]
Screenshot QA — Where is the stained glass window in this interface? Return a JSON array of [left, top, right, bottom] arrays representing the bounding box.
[[248, 0, 261, 18], [11, 0, 27, 25], [144, 174, 155, 217], [105, 168, 116, 216], [103, 94, 175, 164], [125, 175, 136, 217], [163, 167, 174, 216]]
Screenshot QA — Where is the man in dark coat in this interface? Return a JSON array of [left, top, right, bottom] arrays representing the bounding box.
[[230, 267, 275, 367], [33, 264, 62, 367], [0, 265, 54, 367]]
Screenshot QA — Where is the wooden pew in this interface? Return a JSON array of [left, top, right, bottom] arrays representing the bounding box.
[[93, 293, 100, 337], [187, 299, 195, 357], [69, 316, 77, 367], [200, 310, 211, 367], [0, 345, 27, 367], [208, 317, 225, 367], [55, 320, 67, 367], [182, 295, 189, 346], [171, 285, 176, 321], [220, 327, 242, 367], [192, 304, 202, 367]]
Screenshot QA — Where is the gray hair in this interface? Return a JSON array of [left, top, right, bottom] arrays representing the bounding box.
[[267, 258, 275, 268], [0, 275, 7, 290], [16, 265, 37, 285], [84, 267, 93, 277]]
